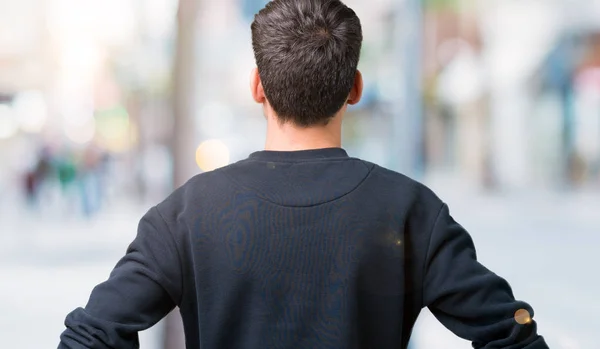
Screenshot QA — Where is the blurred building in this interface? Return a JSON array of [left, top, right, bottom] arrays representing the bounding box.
[[422, 0, 600, 191]]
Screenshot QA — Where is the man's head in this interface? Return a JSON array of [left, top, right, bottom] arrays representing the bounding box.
[[251, 0, 363, 127]]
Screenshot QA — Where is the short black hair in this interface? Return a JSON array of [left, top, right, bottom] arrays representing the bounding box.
[[251, 0, 362, 127]]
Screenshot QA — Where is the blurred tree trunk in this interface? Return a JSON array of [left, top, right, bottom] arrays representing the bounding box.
[[393, 0, 424, 178], [172, 0, 201, 188], [164, 0, 200, 348]]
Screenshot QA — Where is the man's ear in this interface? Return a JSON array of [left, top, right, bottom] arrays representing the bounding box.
[[347, 70, 363, 105], [250, 68, 266, 104]]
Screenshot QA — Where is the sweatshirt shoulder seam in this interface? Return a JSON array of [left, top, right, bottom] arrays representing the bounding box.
[[221, 159, 375, 208]]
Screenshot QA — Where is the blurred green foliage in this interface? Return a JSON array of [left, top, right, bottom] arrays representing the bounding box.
[[423, 0, 463, 11]]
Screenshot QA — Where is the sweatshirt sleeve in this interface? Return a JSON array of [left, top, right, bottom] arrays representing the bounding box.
[[422, 204, 548, 349], [58, 206, 183, 349]]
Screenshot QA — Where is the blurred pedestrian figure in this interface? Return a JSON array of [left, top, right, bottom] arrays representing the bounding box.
[[78, 146, 103, 218], [23, 170, 38, 207], [35, 147, 53, 183], [53, 150, 80, 218], [57, 154, 78, 191], [23, 147, 54, 210]]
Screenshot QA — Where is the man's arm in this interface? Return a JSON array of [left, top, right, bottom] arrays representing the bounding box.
[[422, 204, 548, 348], [59, 207, 183, 349]]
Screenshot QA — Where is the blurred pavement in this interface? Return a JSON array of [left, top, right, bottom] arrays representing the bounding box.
[[0, 199, 162, 349]]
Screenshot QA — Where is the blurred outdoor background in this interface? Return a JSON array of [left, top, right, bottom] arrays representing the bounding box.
[[0, 0, 599, 348]]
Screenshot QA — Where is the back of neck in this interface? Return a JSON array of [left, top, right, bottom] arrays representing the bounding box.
[[264, 116, 342, 151]]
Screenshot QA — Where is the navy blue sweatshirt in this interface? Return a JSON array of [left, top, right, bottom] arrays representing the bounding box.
[[59, 148, 547, 349]]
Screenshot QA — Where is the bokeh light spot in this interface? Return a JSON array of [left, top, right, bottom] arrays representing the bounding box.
[[64, 118, 96, 144], [95, 106, 131, 152], [514, 309, 532, 325], [196, 140, 230, 172], [13, 91, 48, 133], [0, 104, 19, 140]]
